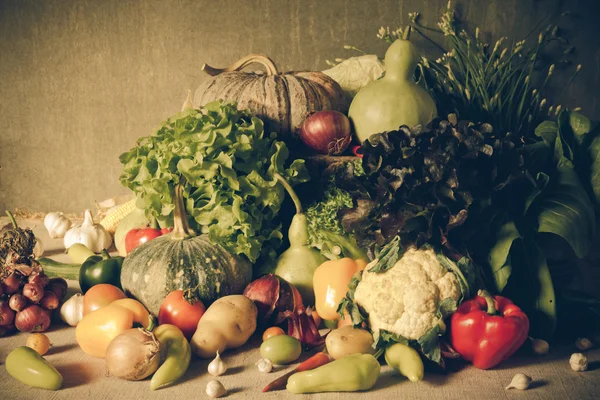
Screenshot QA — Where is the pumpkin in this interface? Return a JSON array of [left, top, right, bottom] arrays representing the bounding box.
[[349, 27, 437, 143], [120, 184, 252, 316], [193, 54, 349, 141]]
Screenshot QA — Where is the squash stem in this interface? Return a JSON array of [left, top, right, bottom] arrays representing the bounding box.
[[202, 54, 279, 76], [5, 210, 18, 229], [403, 26, 412, 41], [274, 173, 302, 214], [171, 183, 196, 240]]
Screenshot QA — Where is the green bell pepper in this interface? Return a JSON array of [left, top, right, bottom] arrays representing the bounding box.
[[6, 346, 63, 390], [287, 353, 380, 394], [79, 249, 124, 293]]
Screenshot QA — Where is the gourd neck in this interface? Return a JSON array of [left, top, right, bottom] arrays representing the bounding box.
[[273, 173, 309, 247], [171, 182, 196, 240], [384, 26, 418, 82], [202, 54, 279, 76]]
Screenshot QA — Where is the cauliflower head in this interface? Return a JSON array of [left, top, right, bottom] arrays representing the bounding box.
[[354, 247, 461, 340]]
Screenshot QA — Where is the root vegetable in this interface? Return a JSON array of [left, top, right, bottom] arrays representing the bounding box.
[[15, 305, 51, 332], [28, 273, 50, 288], [3, 272, 23, 294], [9, 294, 27, 312], [190, 295, 257, 358], [0, 301, 16, 326], [105, 328, 161, 381], [47, 278, 68, 301], [26, 333, 51, 355], [326, 326, 375, 360], [40, 291, 60, 310], [23, 283, 44, 303]]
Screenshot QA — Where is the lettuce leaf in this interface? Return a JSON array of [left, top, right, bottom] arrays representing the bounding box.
[[119, 101, 309, 263]]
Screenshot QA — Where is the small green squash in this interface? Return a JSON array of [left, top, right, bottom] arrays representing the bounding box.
[[349, 27, 437, 143], [120, 184, 252, 316]]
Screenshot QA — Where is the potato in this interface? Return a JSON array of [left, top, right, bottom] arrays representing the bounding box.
[[326, 326, 376, 360], [191, 295, 258, 358]]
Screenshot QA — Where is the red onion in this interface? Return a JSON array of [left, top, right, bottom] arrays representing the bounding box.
[[40, 291, 60, 310], [243, 274, 303, 327], [9, 294, 27, 312], [47, 278, 68, 301], [0, 323, 16, 337], [0, 301, 15, 326], [15, 305, 51, 332], [28, 272, 50, 288], [3, 272, 23, 295], [284, 306, 326, 348], [300, 111, 352, 155], [23, 283, 44, 303], [0, 282, 4, 296]]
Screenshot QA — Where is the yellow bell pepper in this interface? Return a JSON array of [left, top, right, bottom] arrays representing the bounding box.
[[313, 258, 367, 321], [75, 298, 150, 358]]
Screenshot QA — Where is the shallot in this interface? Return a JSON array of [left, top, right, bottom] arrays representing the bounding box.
[[300, 111, 352, 155], [15, 305, 51, 332], [105, 328, 162, 381]]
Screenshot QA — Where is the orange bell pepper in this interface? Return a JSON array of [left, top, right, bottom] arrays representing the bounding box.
[[75, 298, 150, 358], [313, 258, 367, 321]]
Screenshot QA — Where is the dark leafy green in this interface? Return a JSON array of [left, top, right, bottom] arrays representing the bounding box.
[[119, 101, 309, 263]]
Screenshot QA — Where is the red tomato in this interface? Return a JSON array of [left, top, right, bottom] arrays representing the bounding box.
[[158, 290, 206, 340], [262, 326, 285, 342], [83, 284, 126, 316], [125, 227, 172, 254]]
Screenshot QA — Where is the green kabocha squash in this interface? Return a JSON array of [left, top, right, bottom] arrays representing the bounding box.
[[348, 27, 437, 143], [120, 184, 252, 316]]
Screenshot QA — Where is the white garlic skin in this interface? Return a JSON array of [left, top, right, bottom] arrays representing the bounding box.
[[33, 237, 44, 258], [206, 380, 226, 398], [505, 373, 532, 390], [59, 293, 84, 326], [63, 209, 112, 253], [207, 351, 227, 376], [575, 338, 594, 351], [531, 338, 549, 355], [44, 212, 73, 238], [256, 358, 273, 373], [570, 353, 588, 371]]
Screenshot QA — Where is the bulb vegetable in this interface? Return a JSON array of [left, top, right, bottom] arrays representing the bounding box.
[[505, 373, 532, 390], [44, 212, 72, 239], [256, 358, 273, 373], [207, 351, 227, 376], [206, 380, 227, 398], [570, 353, 588, 371], [59, 293, 84, 326], [63, 210, 112, 253]]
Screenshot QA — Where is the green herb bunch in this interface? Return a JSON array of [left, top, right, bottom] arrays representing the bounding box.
[[119, 101, 309, 263], [378, 3, 581, 137]]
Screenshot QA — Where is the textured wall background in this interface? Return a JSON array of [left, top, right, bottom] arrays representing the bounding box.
[[1, 0, 599, 212]]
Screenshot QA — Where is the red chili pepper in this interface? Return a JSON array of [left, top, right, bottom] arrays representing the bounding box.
[[449, 290, 529, 370], [125, 226, 172, 253], [262, 352, 330, 392]]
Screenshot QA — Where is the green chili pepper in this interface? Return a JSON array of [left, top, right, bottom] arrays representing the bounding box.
[[6, 346, 63, 390], [150, 324, 191, 390], [79, 249, 124, 293], [286, 353, 380, 394]]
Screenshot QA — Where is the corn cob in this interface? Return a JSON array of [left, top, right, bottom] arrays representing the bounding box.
[[99, 198, 137, 233]]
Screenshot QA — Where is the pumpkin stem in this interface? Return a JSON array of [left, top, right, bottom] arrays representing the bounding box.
[[202, 54, 279, 76], [171, 182, 196, 240]]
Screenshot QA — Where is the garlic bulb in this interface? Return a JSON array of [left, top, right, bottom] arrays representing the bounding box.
[[63, 209, 112, 253], [33, 237, 44, 258], [575, 338, 594, 351], [505, 373, 532, 390], [44, 212, 73, 238], [60, 293, 84, 326], [208, 351, 227, 376], [206, 380, 226, 398], [531, 338, 549, 355], [570, 353, 588, 371], [255, 358, 273, 373]]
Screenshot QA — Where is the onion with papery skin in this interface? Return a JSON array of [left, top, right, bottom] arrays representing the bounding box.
[[243, 274, 303, 327], [22, 283, 44, 303], [28, 273, 50, 288], [47, 278, 68, 301], [3, 272, 23, 295], [300, 111, 352, 155], [0, 282, 4, 296], [0, 323, 16, 337], [105, 328, 162, 381], [40, 291, 60, 310], [15, 305, 51, 332], [0, 301, 16, 326], [9, 294, 27, 312]]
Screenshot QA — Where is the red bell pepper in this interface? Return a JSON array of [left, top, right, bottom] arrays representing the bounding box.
[[449, 290, 529, 370], [125, 226, 172, 253]]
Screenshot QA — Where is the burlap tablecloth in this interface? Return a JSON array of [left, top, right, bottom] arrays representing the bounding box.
[[1, 218, 599, 400]]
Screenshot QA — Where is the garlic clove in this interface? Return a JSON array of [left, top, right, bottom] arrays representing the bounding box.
[[33, 237, 44, 258], [59, 293, 84, 326], [575, 338, 594, 351], [505, 373, 532, 390], [207, 350, 227, 376], [531, 338, 549, 355], [569, 353, 588, 371], [206, 380, 227, 398], [255, 358, 273, 373], [44, 212, 73, 239]]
